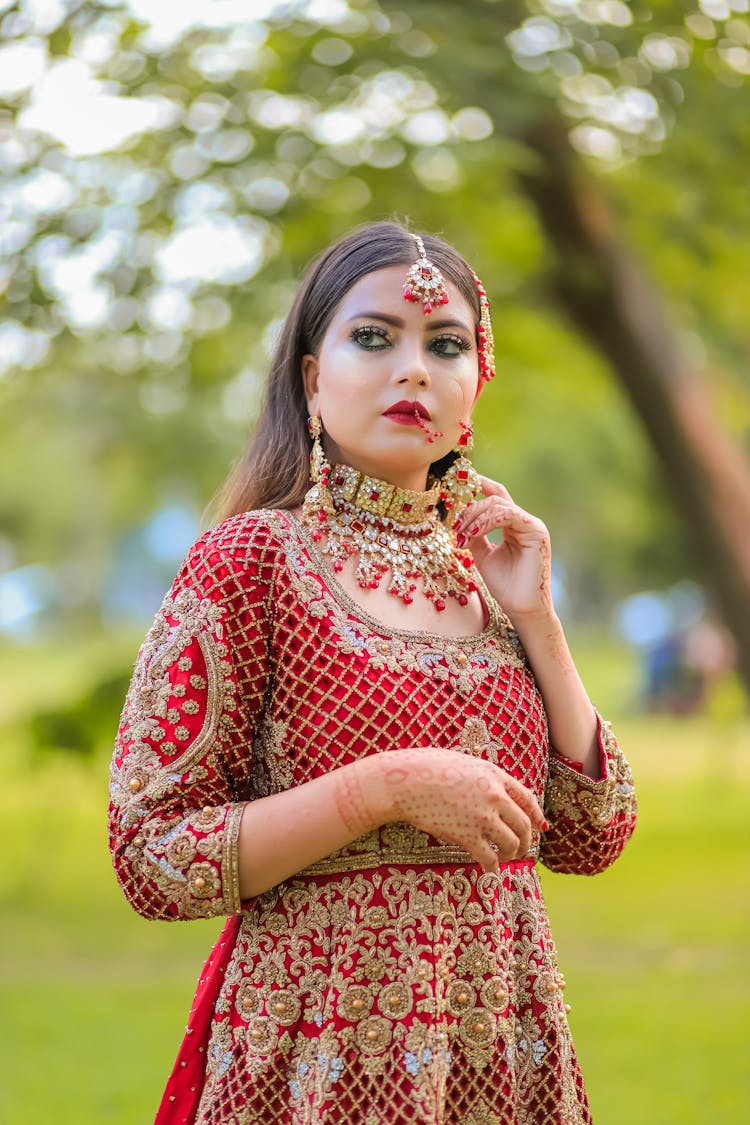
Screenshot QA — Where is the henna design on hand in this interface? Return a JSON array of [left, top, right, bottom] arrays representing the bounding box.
[[332, 764, 376, 837], [379, 748, 545, 872]]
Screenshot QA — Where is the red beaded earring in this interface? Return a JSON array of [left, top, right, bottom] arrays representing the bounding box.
[[473, 272, 495, 385], [439, 419, 481, 528]]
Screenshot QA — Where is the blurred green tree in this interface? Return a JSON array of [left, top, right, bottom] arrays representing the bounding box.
[[1, 0, 749, 688]]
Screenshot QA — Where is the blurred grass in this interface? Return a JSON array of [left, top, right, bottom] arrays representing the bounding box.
[[1, 633, 749, 1123]]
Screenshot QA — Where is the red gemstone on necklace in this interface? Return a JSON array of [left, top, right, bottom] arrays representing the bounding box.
[[402, 503, 412, 512], [435, 598, 446, 612], [370, 490, 379, 501], [403, 593, 413, 604]]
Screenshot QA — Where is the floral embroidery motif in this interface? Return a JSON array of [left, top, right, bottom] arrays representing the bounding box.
[[541, 718, 637, 875], [194, 862, 583, 1124], [110, 580, 249, 919]]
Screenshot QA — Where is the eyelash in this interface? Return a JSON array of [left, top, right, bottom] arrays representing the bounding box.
[[350, 324, 472, 356]]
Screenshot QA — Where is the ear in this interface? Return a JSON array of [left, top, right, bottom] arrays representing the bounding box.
[[301, 353, 320, 416]]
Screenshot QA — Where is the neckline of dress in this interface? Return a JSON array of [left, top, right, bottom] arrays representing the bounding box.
[[285, 510, 503, 646]]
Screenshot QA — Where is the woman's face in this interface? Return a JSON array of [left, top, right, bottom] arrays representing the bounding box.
[[302, 264, 479, 491]]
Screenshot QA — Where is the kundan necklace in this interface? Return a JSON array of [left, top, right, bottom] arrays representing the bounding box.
[[301, 461, 479, 612]]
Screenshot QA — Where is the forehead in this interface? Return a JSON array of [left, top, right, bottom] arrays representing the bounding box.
[[332, 265, 476, 328]]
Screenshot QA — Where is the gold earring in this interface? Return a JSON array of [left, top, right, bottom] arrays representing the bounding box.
[[303, 415, 335, 530], [307, 415, 330, 485], [439, 421, 481, 529]]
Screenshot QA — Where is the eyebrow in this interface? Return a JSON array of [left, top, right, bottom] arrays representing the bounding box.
[[346, 310, 474, 333]]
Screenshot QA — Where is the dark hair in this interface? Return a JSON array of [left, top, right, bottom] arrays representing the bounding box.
[[213, 220, 482, 520]]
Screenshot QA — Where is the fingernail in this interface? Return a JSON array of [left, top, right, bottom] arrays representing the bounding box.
[[456, 532, 467, 547], [541, 819, 549, 832]]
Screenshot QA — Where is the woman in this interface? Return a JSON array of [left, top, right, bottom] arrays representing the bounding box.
[[109, 221, 637, 1124]]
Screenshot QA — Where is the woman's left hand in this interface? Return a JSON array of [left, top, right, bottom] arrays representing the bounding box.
[[453, 476, 554, 622]]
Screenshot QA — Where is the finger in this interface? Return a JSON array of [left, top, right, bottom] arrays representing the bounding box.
[[454, 496, 513, 538], [477, 475, 514, 502], [494, 800, 532, 856], [502, 774, 548, 831], [481, 501, 545, 539], [472, 836, 501, 874], [453, 496, 494, 532], [487, 819, 522, 862]]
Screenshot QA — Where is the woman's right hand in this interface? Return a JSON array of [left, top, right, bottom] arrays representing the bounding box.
[[367, 746, 547, 872]]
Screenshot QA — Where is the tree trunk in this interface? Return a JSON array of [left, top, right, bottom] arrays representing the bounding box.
[[517, 120, 750, 696]]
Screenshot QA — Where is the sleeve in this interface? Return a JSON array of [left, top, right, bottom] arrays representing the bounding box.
[[108, 520, 274, 921], [539, 713, 637, 876]]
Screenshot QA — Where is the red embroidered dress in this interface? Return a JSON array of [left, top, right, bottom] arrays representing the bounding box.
[[109, 510, 637, 1125]]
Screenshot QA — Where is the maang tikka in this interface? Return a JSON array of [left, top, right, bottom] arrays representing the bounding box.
[[403, 234, 450, 315]]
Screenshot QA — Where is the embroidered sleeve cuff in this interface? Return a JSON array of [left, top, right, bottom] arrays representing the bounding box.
[[114, 801, 248, 921], [221, 801, 246, 915], [541, 714, 637, 875]]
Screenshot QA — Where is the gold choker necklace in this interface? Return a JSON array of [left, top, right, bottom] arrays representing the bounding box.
[[301, 464, 479, 611]]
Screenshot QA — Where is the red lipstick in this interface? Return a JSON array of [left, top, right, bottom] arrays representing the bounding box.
[[383, 400, 431, 425]]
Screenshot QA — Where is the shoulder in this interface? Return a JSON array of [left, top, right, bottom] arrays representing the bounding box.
[[178, 509, 301, 589], [198, 508, 298, 558]]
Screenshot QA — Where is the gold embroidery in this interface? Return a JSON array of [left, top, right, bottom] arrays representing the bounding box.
[[110, 580, 249, 919], [282, 513, 527, 691], [196, 862, 582, 1123], [251, 715, 293, 797], [221, 802, 245, 914], [541, 716, 637, 876]]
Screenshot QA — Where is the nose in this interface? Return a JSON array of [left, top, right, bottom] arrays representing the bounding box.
[[391, 339, 431, 389]]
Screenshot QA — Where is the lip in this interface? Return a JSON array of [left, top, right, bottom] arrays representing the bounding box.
[[383, 400, 431, 421]]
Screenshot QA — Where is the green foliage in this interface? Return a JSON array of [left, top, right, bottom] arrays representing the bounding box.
[[1, 0, 749, 615]]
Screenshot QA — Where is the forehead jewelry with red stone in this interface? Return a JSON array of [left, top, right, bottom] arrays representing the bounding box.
[[403, 234, 450, 316]]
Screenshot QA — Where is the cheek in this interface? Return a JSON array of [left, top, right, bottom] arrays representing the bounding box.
[[318, 343, 371, 401], [444, 366, 478, 411]]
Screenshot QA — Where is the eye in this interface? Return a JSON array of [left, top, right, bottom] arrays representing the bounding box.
[[350, 325, 391, 350], [430, 333, 472, 357]]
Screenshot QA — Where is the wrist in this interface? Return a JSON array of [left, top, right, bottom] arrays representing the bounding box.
[[508, 607, 561, 637], [350, 754, 400, 829]]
